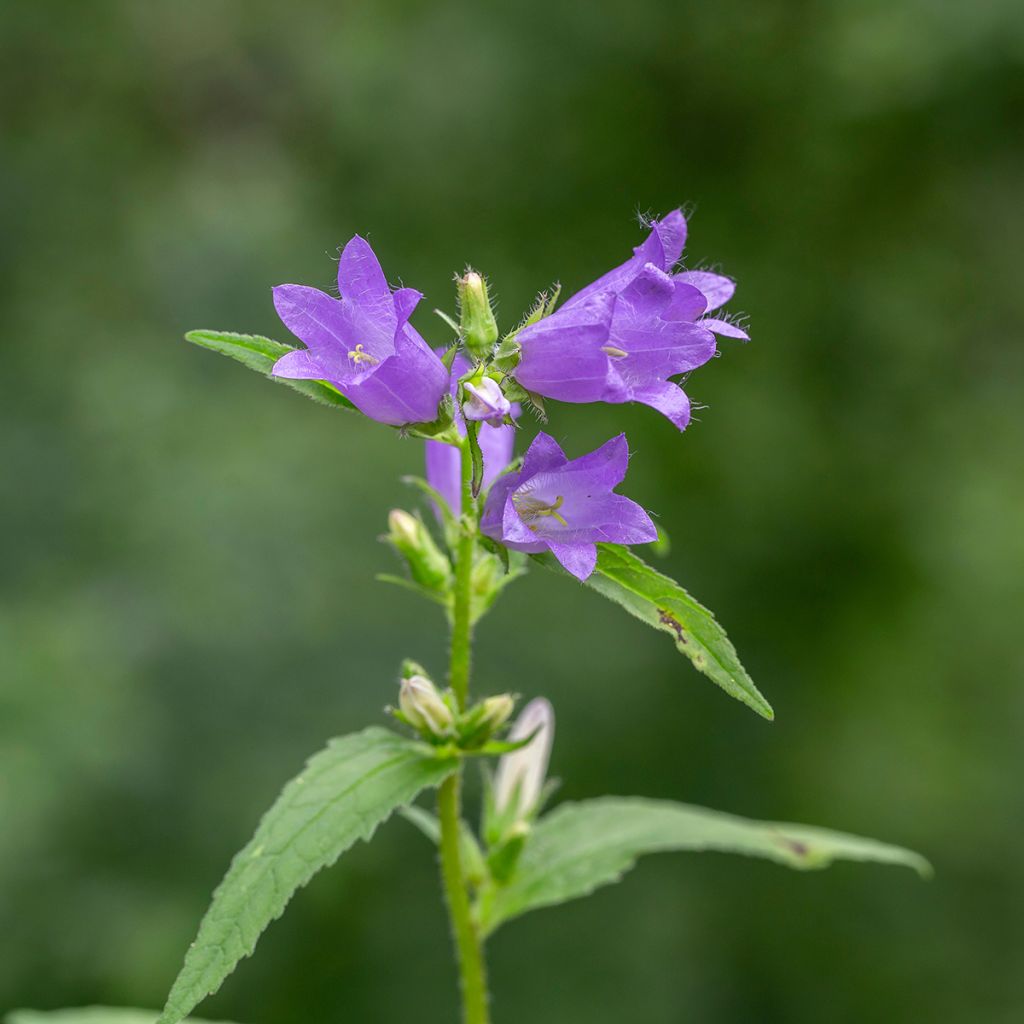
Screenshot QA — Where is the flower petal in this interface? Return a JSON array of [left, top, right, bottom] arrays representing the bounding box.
[[273, 284, 390, 381], [520, 431, 568, 478], [514, 293, 614, 402], [700, 317, 749, 340], [425, 440, 461, 516], [639, 209, 687, 270], [545, 540, 598, 581], [675, 271, 735, 312], [615, 263, 675, 320], [629, 380, 692, 431], [271, 348, 326, 380], [480, 468, 520, 540], [663, 280, 708, 321], [338, 235, 392, 317], [608, 319, 717, 382]]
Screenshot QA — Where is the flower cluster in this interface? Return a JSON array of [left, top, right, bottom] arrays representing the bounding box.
[[270, 211, 746, 579]]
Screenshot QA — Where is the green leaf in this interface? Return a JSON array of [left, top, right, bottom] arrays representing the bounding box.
[[7, 1011, 242, 1024], [158, 727, 457, 1024], [534, 543, 773, 720], [184, 330, 356, 412], [481, 797, 930, 933]]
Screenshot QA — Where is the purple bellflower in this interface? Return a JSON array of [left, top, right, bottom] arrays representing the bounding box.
[[425, 354, 518, 516], [480, 432, 657, 581], [514, 210, 747, 431], [271, 236, 449, 427]]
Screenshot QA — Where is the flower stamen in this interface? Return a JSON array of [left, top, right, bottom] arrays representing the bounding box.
[[348, 343, 379, 367], [513, 492, 568, 529], [600, 344, 629, 358]]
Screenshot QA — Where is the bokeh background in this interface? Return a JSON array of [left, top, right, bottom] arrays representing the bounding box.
[[3, 2, 1023, 1021]]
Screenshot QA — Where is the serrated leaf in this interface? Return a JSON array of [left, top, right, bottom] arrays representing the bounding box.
[[184, 330, 356, 412], [481, 798, 930, 933], [158, 727, 457, 1024], [7, 1011, 242, 1024], [534, 543, 773, 720]]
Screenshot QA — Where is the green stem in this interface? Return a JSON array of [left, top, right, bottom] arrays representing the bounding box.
[[438, 437, 490, 1024], [438, 774, 490, 1024], [449, 442, 475, 711]]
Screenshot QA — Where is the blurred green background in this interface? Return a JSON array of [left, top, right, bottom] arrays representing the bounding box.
[[3, 1, 1023, 1021]]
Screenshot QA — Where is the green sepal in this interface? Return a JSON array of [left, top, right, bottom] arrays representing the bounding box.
[[406, 394, 460, 444], [184, 330, 356, 411], [486, 822, 529, 884], [465, 420, 485, 498]]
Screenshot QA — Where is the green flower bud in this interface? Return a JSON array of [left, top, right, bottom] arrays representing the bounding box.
[[386, 509, 452, 593], [458, 270, 499, 361], [478, 694, 515, 733], [399, 675, 454, 738]]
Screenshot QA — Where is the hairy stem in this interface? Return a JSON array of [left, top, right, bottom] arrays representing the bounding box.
[[449, 442, 475, 710], [438, 774, 490, 1024], [438, 437, 490, 1024]]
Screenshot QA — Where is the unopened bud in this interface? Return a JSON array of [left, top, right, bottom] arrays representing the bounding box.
[[458, 270, 499, 361], [463, 376, 511, 426], [386, 509, 452, 592], [478, 694, 515, 733], [487, 819, 530, 884], [399, 675, 454, 737], [493, 698, 554, 821]]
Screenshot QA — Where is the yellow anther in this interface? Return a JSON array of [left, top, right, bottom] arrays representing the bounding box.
[[348, 343, 379, 367], [600, 344, 629, 358], [513, 493, 568, 529]]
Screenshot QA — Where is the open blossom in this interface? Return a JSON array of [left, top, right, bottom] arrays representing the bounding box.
[[493, 698, 554, 822], [480, 431, 656, 581], [425, 355, 518, 516], [514, 210, 747, 431], [271, 236, 448, 426]]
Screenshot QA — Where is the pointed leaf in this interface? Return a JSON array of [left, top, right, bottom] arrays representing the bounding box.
[[482, 797, 930, 933], [158, 727, 457, 1024], [534, 543, 773, 719], [184, 330, 356, 411]]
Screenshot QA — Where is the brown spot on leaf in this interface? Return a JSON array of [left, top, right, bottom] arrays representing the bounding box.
[[658, 609, 687, 643]]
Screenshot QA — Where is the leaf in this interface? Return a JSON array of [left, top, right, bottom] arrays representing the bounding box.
[[534, 543, 773, 720], [480, 797, 930, 933], [7, 1011, 242, 1024], [184, 330, 356, 412], [465, 420, 485, 498], [158, 727, 457, 1024]]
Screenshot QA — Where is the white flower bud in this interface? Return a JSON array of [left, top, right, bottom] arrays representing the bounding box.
[[493, 697, 554, 821], [400, 675, 454, 737], [387, 508, 420, 547], [463, 377, 511, 425]]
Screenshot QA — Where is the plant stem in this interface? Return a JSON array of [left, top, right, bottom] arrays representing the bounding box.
[[449, 441, 475, 711], [438, 773, 490, 1024], [437, 437, 490, 1024]]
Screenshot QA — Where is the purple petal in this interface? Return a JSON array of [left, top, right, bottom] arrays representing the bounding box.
[[629, 380, 692, 431], [564, 211, 688, 309], [337, 235, 393, 319], [393, 287, 423, 323], [515, 293, 615, 402], [615, 263, 675, 320], [700, 317, 749, 340], [545, 540, 598, 581], [675, 271, 735, 312], [479, 422, 516, 490], [480, 468, 520, 540], [501, 496, 546, 550], [663, 280, 708, 321], [560, 432, 629, 489], [272, 348, 326, 380], [425, 440, 461, 515], [273, 284, 391, 381], [607, 320, 717, 382], [520, 431, 568, 478], [345, 331, 448, 426]]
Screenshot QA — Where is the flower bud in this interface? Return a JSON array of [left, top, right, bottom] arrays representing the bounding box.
[[399, 675, 455, 737], [386, 509, 452, 592], [493, 698, 554, 821], [463, 377, 511, 426], [458, 270, 499, 361], [478, 694, 515, 733]]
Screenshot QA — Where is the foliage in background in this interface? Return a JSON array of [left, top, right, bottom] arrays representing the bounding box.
[[1, 1, 1022, 1022]]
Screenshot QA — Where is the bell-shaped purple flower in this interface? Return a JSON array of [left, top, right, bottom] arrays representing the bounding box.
[[425, 354, 518, 516], [271, 236, 449, 426], [514, 210, 747, 431], [480, 432, 656, 581]]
